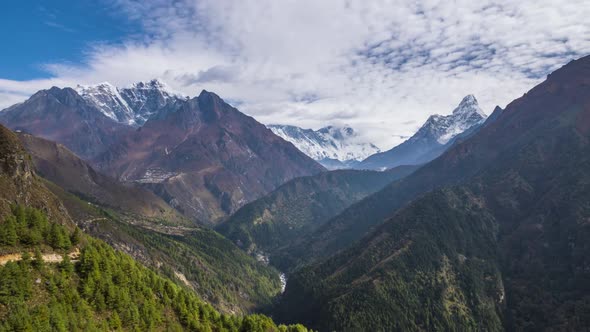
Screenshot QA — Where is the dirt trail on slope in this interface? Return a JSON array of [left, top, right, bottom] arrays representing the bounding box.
[[0, 247, 80, 265]]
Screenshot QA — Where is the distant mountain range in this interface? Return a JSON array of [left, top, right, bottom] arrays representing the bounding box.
[[0, 82, 324, 225], [268, 124, 380, 169], [270, 95, 487, 171], [357, 94, 487, 170]]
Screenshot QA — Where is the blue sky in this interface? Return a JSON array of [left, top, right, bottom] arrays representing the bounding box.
[[1, 0, 589, 148], [0, 1, 139, 80]]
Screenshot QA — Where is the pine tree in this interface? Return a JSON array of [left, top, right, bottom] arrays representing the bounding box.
[[6, 301, 33, 331], [0, 207, 304, 332], [70, 227, 80, 246], [20, 251, 31, 266], [48, 223, 71, 250], [109, 312, 122, 331], [32, 305, 51, 331], [240, 314, 277, 332], [32, 248, 44, 270], [59, 254, 74, 275], [1, 216, 18, 245], [13, 205, 26, 226]]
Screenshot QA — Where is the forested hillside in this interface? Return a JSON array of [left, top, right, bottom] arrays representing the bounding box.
[[42, 179, 284, 315], [276, 189, 503, 331], [16, 131, 283, 314], [218, 166, 417, 270], [0, 206, 309, 331], [276, 55, 590, 331]]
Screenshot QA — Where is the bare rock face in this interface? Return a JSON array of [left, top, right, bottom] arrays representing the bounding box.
[[0, 125, 32, 179]]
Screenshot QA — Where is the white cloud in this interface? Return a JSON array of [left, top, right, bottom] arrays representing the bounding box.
[[1, 0, 589, 149]]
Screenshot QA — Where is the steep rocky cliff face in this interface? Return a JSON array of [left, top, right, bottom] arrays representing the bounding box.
[[75, 79, 186, 126], [0, 124, 71, 224]]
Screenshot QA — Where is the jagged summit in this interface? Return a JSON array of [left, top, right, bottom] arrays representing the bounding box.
[[30, 86, 82, 104], [317, 125, 355, 140], [452, 94, 487, 117], [484, 105, 504, 127], [75, 79, 186, 126], [418, 95, 486, 144]]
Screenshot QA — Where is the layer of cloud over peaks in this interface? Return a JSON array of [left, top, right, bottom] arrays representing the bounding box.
[[1, 0, 589, 149]]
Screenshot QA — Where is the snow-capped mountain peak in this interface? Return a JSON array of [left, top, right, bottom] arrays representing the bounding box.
[[452, 94, 486, 117], [416, 94, 487, 145], [268, 124, 380, 167], [357, 94, 487, 171], [75, 79, 186, 126]]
